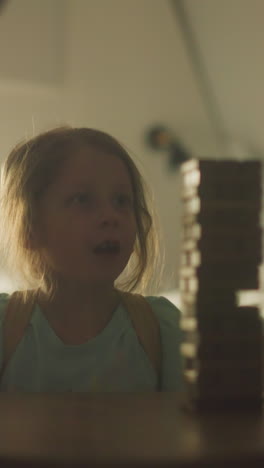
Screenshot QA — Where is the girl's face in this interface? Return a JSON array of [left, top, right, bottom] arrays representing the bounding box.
[[35, 147, 137, 288]]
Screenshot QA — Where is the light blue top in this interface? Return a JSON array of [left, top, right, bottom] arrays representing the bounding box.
[[0, 293, 183, 392]]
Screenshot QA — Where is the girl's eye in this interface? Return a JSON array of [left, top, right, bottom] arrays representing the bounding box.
[[114, 194, 133, 208], [71, 193, 91, 205]]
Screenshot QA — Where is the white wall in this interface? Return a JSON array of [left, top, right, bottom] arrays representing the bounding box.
[[184, 0, 264, 154]]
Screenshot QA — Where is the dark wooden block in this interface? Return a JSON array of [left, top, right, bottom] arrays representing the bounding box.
[[181, 158, 261, 180]]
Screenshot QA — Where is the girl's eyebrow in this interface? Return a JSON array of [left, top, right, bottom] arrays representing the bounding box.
[[114, 183, 133, 191], [71, 182, 132, 192]]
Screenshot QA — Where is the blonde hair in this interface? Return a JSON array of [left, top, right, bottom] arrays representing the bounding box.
[[0, 126, 162, 300]]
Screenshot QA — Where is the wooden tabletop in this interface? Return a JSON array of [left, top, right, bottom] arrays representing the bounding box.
[[0, 392, 264, 467]]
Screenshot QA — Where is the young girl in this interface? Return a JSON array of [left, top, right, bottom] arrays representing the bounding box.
[[0, 126, 183, 392]]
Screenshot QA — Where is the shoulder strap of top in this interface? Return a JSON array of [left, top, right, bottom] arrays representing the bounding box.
[[117, 290, 162, 388], [0, 290, 36, 381]]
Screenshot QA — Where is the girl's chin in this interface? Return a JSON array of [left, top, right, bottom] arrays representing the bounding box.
[[69, 273, 122, 288], [53, 258, 128, 286]]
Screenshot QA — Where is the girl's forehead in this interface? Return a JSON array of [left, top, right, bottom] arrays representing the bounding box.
[[58, 148, 133, 187]]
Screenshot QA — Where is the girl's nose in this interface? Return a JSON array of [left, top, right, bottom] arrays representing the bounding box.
[[98, 202, 119, 226]]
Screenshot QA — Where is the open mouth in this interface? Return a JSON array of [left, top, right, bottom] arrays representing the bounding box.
[[93, 240, 120, 255]]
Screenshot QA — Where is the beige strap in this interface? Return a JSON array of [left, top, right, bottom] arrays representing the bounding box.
[[1, 290, 37, 380], [118, 291, 162, 384]]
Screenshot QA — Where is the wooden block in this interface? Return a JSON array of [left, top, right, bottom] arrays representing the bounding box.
[[180, 265, 259, 291], [182, 180, 261, 202], [181, 158, 261, 180], [181, 290, 237, 312], [197, 336, 262, 361], [182, 209, 259, 227], [182, 198, 260, 224], [180, 306, 262, 333], [181, 227, 262, 263], [183, 369, 262, 409]]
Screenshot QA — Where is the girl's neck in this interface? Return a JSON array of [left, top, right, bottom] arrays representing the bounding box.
[[37, 282, 120, 329]]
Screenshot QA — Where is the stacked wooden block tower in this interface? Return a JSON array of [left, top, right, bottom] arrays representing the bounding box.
[[180, 159, 263, 409]]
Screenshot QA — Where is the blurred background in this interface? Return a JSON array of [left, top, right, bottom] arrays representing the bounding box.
[[0, 0, 263, 306]]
